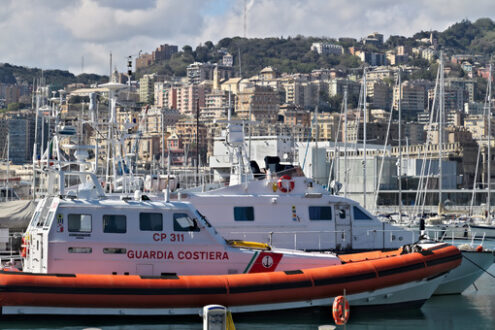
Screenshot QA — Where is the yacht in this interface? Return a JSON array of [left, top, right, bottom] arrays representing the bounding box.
[[178, 160, 494, 296]]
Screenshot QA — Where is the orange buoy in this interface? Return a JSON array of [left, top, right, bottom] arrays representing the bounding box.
[[332, 295, 350, 325], [476, 245, 483, 252]]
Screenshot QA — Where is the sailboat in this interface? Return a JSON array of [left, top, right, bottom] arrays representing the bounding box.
[[468, 62, 495, 238]]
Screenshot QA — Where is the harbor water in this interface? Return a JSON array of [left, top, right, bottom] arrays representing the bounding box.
[[0, 241, 494, 329]]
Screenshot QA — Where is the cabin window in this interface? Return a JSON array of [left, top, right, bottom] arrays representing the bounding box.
[[103, 215, 127, 233], [36, 198, 53, 227], [338, 209, 347, 219], [140, 213, 163, 231], [173, 213, 200, 232], [42, 211, 55, 228], [353, 206, 372, 220], [68, 214, 92, 233], [309, 206, 332, 220], [68, 247, 92, 254], [30, 211, 41, 228], [103, 248, 127, 254], [233, 207, 254, 221]]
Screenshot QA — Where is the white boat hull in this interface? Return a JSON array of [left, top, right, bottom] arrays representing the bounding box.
[[434, 250, 495, 295], [469, 224, 495, 239], [346, 274, 444, 307]]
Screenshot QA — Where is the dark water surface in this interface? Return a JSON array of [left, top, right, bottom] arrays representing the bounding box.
[[1, 243, 494, 330]]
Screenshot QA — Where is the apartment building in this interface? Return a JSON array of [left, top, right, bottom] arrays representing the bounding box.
[[393, 81, 426, 118], [135, 44, 178, 70], [139, 74, 157, 104], [464, 114, 495, 141], [187, 62, 233, 85], [154, 82, 179, 109], [428, 86, 464, 112], [176, 83, 210, 117], [311, 42, 344, 55], [366, 66, 396, 82], [0, 110, 44, 164], [328, 79, 360, 98], [367, 80, 391, 109], [235, 86, 279, 123], [279, 104, 311, 127], [202, 89, 229, 120]]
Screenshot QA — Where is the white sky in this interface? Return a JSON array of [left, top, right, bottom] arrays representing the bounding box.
[[1, 0, 494, 75]]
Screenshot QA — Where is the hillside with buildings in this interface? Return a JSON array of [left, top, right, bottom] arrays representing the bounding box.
[[2, 17, 495, 204], [0, 63, 107, 109], [136, 18, 495, 79]]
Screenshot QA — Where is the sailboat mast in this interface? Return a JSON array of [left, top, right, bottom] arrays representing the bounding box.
[[398, 69, 402, 222], [344, 86, 348, 198], [487, 63, 492, 216], [314, 105, 319, 183], [32, 82, 40, 199], [196, 100, 199, 186], [161, 109, 165, 170], [439, 52, 444, 206], [6, 133, 9, 201], [363, 68, 367, 209]]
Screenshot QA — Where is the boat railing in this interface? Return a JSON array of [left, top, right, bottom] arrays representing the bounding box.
[[34, 167, 105, 199], [432, 229, 487, 247], [469, 232, 486, 247], [423, 228, 470, 242], [228, 230, 346, 250], [0, 232, 23, 259]]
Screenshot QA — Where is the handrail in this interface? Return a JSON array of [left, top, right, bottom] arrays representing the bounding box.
[[228, 230, 346, 250], [0, 232, 23, 258]]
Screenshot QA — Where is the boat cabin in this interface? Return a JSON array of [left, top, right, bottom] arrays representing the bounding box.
[[182, 176, 417, 251], [22, 168, 341, 276]]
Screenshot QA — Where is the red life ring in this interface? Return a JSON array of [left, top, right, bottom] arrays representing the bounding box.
[[332, 295, 350, 325], [277, 175, 294, 193], [20, 236, 29, 258]]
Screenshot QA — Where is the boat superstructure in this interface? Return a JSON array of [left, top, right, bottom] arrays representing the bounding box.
[[22, 170, 344, 276], [180, 169, 418, 252], [178, 166, 493, 296]]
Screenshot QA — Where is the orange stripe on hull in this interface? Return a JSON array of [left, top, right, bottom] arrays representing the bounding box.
[[0, 245, 461, 309]]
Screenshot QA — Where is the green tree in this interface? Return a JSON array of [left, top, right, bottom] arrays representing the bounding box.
[[7, 103, 19, 111], [194, 45, 209, 62], [338, 55, 361, 68], [182, 45, 193, 54], [204, 41, 214, 49]]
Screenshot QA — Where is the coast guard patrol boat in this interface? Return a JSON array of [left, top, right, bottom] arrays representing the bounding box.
[[2, 150, 461, 315]]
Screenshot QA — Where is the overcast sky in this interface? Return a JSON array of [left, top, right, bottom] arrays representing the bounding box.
[[1, 0, 495, 75]]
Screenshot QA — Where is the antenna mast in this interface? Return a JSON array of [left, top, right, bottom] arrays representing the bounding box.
[[238, 48, 242, 78], [243, 0, 247, 38], [109, 52, 112, 82]]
